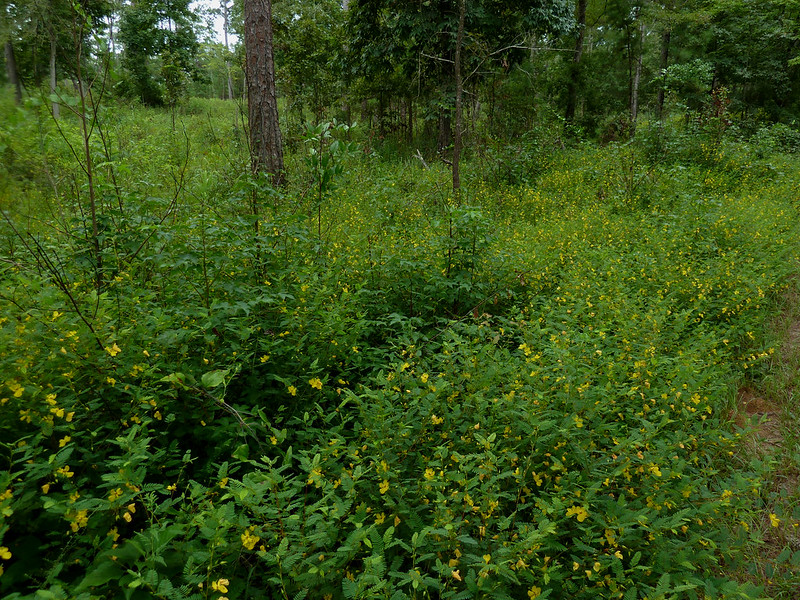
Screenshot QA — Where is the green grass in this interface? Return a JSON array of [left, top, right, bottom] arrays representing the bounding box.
[[1, 97, 800, 599]]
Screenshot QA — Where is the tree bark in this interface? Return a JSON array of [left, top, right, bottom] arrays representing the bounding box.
[[5, 40, 22, 104], [244, 0, 284, 184], [630, 19, 645, 127], [50, 32, 60, 118], [657, 29, 671, 120], [564, 0, 587, 124], [452, 0, 465, 197]]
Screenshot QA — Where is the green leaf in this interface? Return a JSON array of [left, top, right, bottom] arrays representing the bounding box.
[[201, 369, 229, 388]]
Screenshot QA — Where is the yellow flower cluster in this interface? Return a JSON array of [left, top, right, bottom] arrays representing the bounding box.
[[241, 528, 260, 550]]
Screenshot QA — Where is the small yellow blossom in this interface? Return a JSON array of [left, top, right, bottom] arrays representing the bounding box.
[[59, 436, 71, 448], [260, 355, 270, 363], [309, 378, 323, 390], [105, 343, 121, 357], [379, 480, 390, 495], [770, 513, 781, 528], [566, 505, 590, 522], [211, 578, 229, 593], [41, 483, 51, 494], [420, 373, 429, 384], [0, 547, 11, 560], [108, 527, 120, 542], [106, 377, 116, 386], [288, 385, 297, 396], [241, 528, 260, 550], [122, 512, 132, 522], [69, 509, 89, 532], [431, 414, 443, 425], [527, 586, 541, 599]]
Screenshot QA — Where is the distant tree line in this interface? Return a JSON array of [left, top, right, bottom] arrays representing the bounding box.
[[3, 0, 800, 140]]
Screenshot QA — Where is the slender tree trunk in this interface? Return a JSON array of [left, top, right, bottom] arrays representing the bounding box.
[[564, 0, 587, 124], [50, 32, 60, 119], [452, 0, 465, 196], [5, 41, 22, 104], [657, 29, 671, 120], [407, 95, 413, 144], [437, 111, 451, 152], [222, 0, 234, 100], [244, 0, 284, 184], [630, 20, 645, 127]]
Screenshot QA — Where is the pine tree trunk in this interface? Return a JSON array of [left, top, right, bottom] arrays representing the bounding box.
[[244, 0, 284, 184], [657, 29, 671, 120], [564, 0, 587, 124], [5, 41, 22, 104], [50, 33, 60, 119], [452, 0, 465, 196], [630, 20, 645, 127]]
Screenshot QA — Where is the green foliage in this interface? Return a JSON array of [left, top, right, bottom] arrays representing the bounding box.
[[1, 100, 800, 599]]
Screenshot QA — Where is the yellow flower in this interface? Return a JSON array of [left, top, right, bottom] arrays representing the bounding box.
[[122, 512, 132, 522], [167, 483, 177, 492], [483, 554, 491, 563], [69, 509, 89, 532], [420, 373, 429, 384], [211, 578, 229, 593], [59, 436, 71, 448], [769, 513, 781, 528], [108, 527, 120, 542], [241, 528, 260, 550], [288, 385, 297, 396], [41, 483, 51, 494], [106, 377, 116, 386], [105, 343, 121, 357], [259, 355, 270, 363], [424, 468, 435, 480], [309, 378, 323, 390], [57, 466, 74, 479], [431, 414, 443, 425], [65, 411, 75, 422], [0, 547, 11, 560], [375, 512, 386, 525], [219, 478, 229, 488], [527, 586, 541, 599], [127, 503, 136, 513], [379, 480, 390, 495], [566, 505, 589, 522]]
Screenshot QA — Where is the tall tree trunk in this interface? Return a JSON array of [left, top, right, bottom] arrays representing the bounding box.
[[222, 0, 234, 100], [657, 29, 671, 120], [407, 95, 413, 144], [50, 32, 60, 119], [244, 0, 284, 185], [437, 111, 451, 152], [5, 41, 22, 104], [630, 20, 645, 127], [452, 0, 465, 196], [564, 0, 587, 124]]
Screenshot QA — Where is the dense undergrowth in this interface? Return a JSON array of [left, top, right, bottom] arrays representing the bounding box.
[[1, 94, 800, 599]]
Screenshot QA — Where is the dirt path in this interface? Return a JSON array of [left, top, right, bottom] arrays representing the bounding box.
[[734, 289, 800, 598]]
